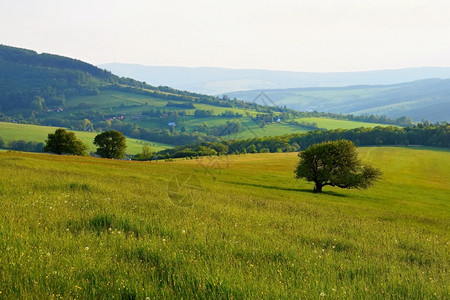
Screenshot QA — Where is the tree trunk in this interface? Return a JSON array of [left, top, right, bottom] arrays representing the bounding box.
[[313, 182, 323, 193]]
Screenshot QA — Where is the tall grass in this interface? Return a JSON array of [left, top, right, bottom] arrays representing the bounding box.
[[0, 147, 448, 298]]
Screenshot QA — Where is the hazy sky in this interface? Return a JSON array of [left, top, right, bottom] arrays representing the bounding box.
[[1, 0, 450, 72]]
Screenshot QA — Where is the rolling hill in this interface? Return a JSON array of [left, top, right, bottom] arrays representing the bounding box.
[[0, 147, 448, 298], [99, 62, 450, 95], [0, 44, 398, 152], [227, 79, 450, 122]]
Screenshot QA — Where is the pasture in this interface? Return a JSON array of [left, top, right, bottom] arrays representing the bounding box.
[[0, 122, 171, 154], [295, 117, 392, 130], [0, 147, 448, 298]]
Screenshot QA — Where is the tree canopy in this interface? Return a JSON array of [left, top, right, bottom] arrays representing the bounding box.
[[43, 128, 88, 156], [294, 140, 382, 193], [94, 130, 127, 159]]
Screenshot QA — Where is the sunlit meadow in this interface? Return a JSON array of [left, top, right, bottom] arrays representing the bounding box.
[[0, 147, 448, 298]]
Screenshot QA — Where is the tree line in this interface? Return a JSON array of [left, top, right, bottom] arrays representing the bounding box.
[[0, 137, 44, 152], [2, 123, 447, 163], [155, 123, 449, 159]]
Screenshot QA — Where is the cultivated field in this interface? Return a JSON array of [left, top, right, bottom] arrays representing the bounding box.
[[0, 147, 448, 298]]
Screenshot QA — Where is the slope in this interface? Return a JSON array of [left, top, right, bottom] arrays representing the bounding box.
[[0, 147, 448, 298], [1, 45, 400, 149]]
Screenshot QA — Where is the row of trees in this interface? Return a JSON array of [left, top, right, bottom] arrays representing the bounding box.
[[156, 123, 449, 159], [4, 123, 446, 161], [43, 129, 127, 159], [0, 137, 44, 152]]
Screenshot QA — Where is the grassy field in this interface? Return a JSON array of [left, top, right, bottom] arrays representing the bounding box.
[[229, 120, 308, 139], [296, 117, 392, 130], [0, 147, 448, 298], [0, 122, 171, 154], [68, 90, 168, 109]]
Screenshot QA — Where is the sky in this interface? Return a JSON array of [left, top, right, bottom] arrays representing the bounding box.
[[1, 0, 450, 72]]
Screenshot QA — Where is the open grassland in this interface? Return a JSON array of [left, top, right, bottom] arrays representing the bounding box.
[[0, 147, 448, 298], [68, 90, 169, 109], [230, 120, 308, 139], [296, 117, 393, 130], [0, 122, 171, 154]]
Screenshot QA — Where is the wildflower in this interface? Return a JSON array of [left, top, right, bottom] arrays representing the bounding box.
[[85, 247, 89, 251], [320, 292, 326, 297], [182, 229, 186, 234], [162, 238, 166, 242]]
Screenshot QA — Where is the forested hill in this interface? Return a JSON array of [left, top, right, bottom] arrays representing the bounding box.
[[0, 44, 237, 112], [1, 44, 434, 150], [0, 45, 109, 77], [0, 44, 115, 110]]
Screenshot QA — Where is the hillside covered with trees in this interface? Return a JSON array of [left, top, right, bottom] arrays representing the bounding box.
[[156, 123, 449, 159], [2, 44, 446, 155], [1, 45, 415, 150]]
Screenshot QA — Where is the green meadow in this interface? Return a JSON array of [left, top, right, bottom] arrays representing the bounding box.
[[0, 122, 171, 154], [0, 147, 448, 298], [295, 117, 391, 130], [229, 120, 308, 139]]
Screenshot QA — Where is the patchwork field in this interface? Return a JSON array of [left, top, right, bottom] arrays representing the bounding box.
[[0, 147, 448, 298], [66, 90, 389, 139], [0, 122, 171, 154], [67, 90, 254, 118]]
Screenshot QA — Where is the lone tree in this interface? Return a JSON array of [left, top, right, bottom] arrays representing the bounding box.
[[94, 130, 127, 159], [43, 128, 88, 156], [294, 140, 382, 193]]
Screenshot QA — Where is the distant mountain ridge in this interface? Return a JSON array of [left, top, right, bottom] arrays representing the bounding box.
[[226, 79, 450, 122], [99, 62, 450, 95]]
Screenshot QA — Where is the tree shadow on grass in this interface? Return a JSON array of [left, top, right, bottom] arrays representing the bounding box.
[[222, 181, 348, 197]]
